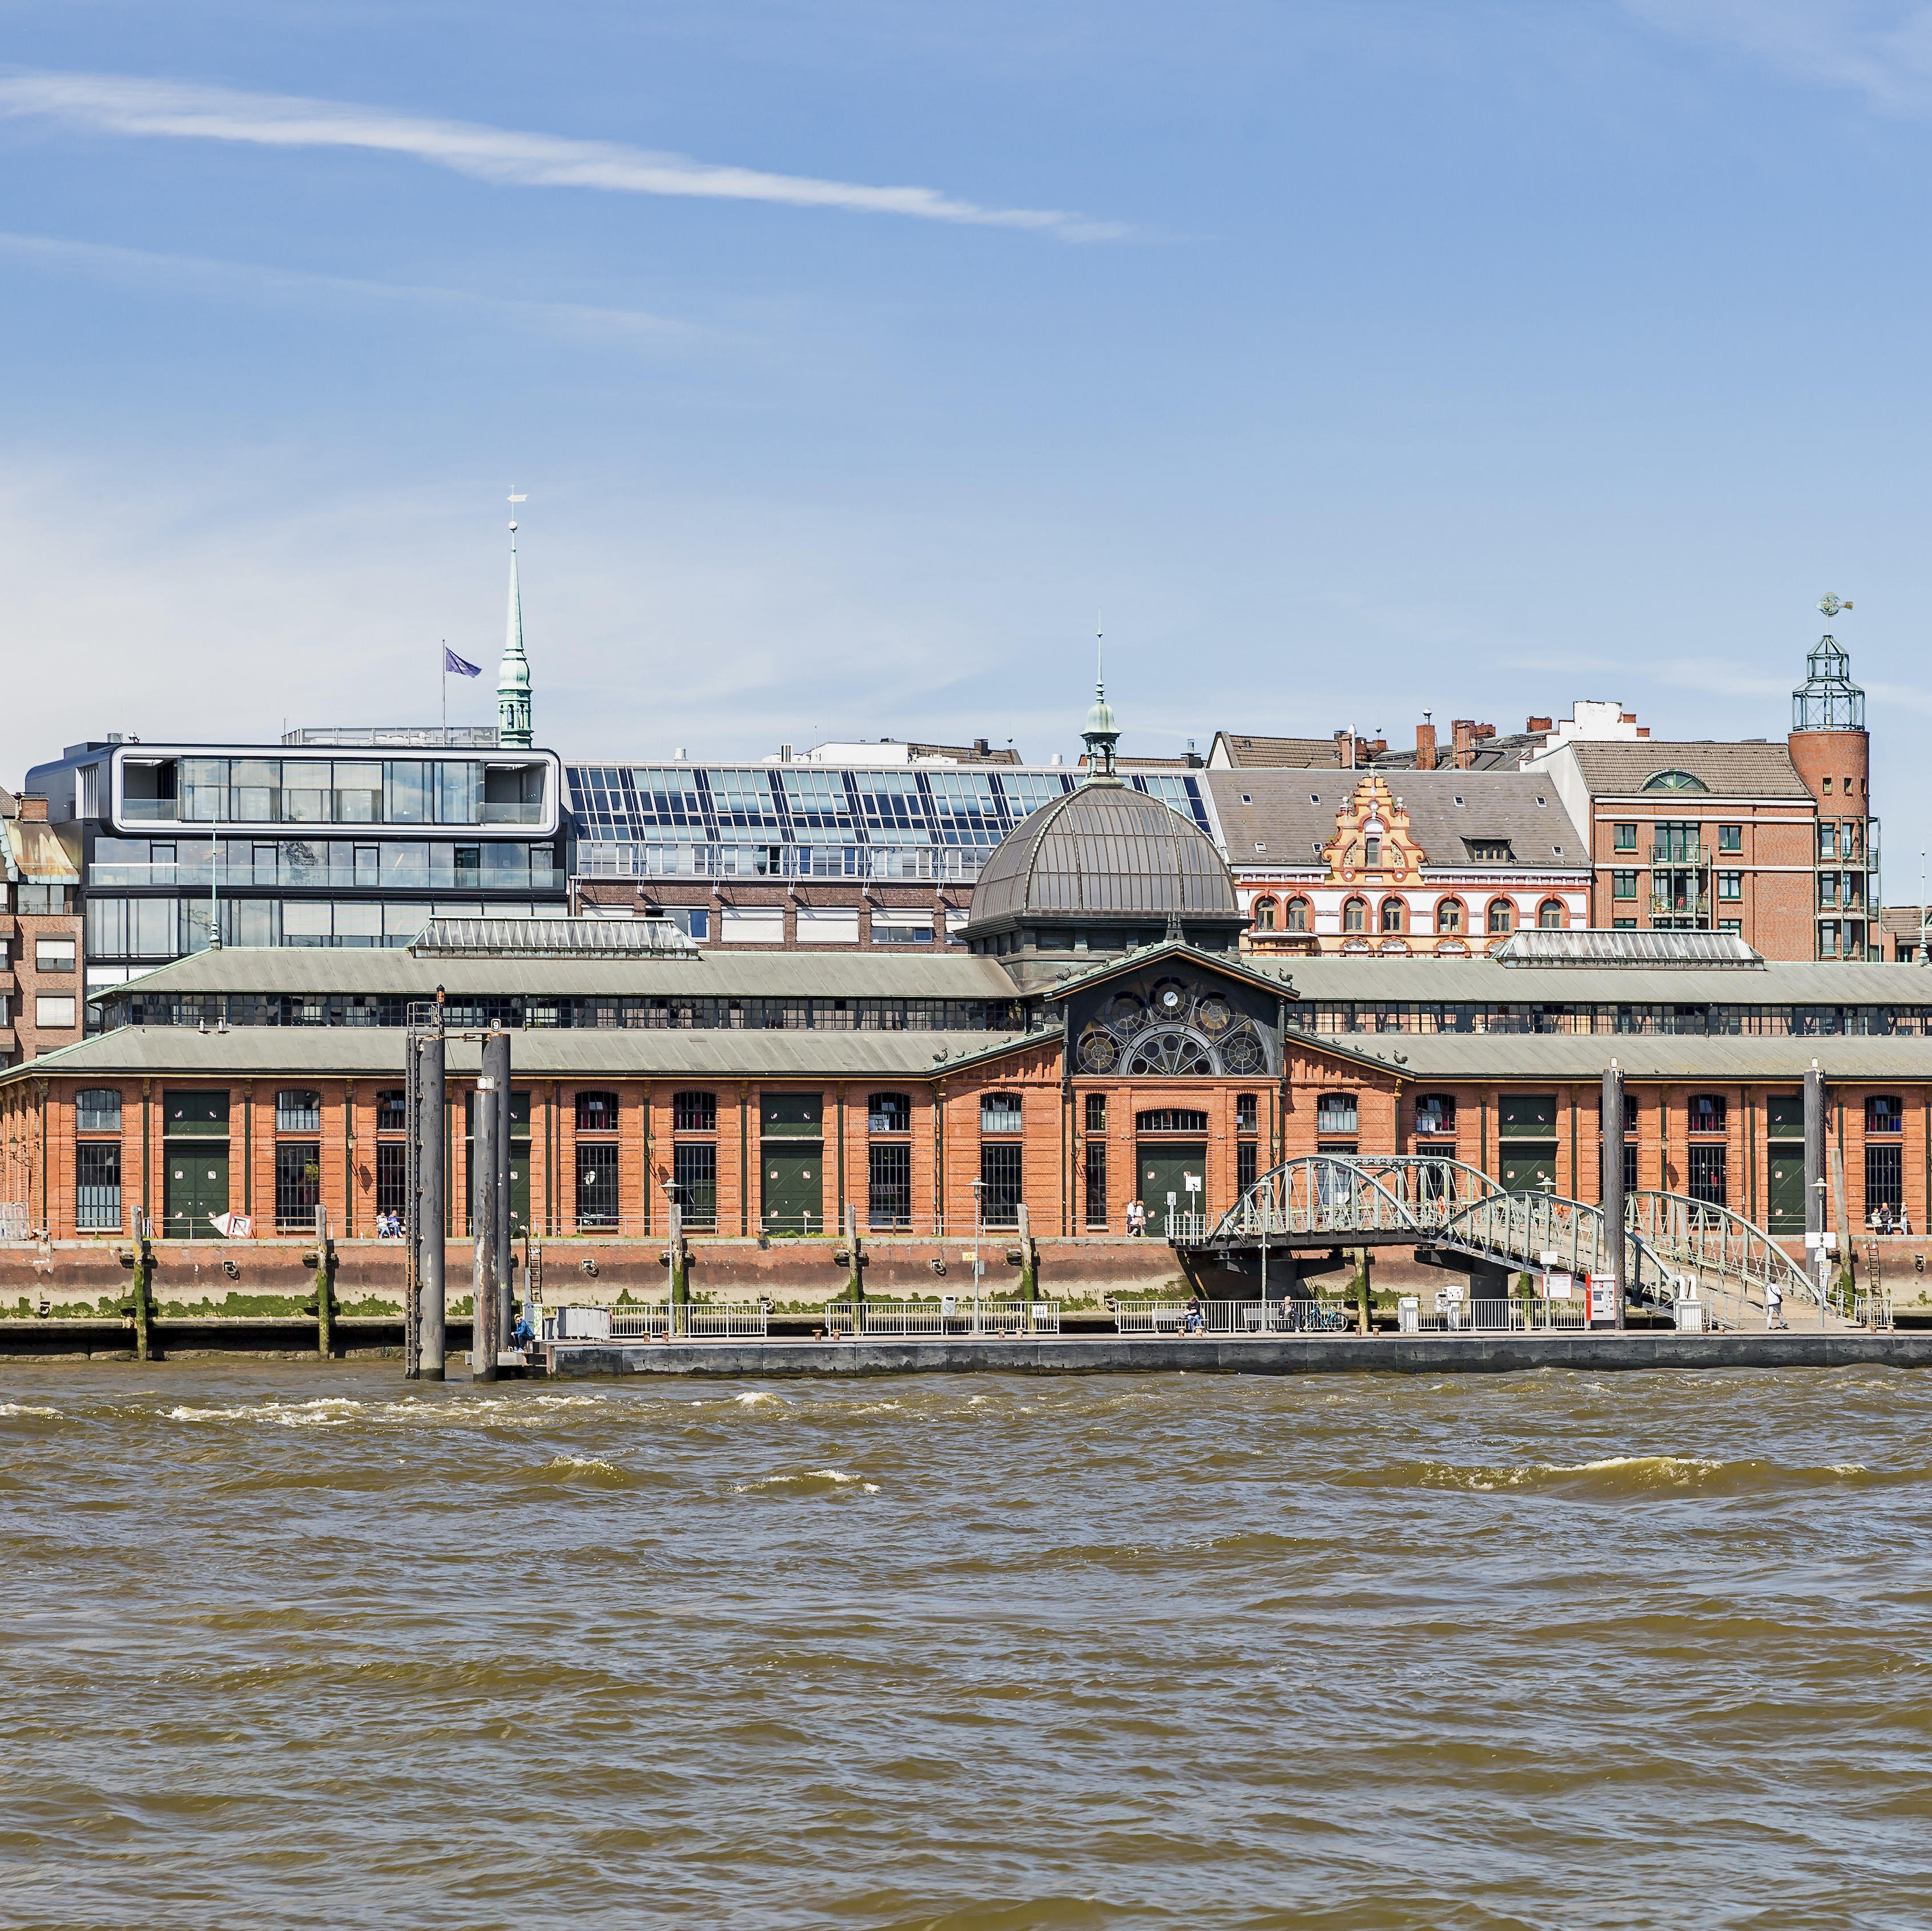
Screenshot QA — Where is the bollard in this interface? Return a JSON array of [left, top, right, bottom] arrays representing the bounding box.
[[493, 1032, 514, 1361], [1015, 1201, 1037, 1304], [313, 1204, 336, 1359], [1354, 1246, 1372, 1335], [843, 1201, 867, 1305]]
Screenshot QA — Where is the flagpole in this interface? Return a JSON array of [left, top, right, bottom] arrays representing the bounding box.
[[441, 641, 448, 747]]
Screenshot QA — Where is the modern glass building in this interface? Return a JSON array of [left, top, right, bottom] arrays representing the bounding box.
[[565, 759, 1213, 887], [24, 733, 565, 995]]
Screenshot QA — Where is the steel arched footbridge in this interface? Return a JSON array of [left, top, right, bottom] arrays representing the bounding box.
[[1165, 1153, 1827, 1326]]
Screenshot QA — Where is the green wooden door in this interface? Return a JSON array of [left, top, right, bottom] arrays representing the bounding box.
[[1499, 1144, 1559, 1193], [1138, 1144, 1208, 1228], [164, 1149, 230, 1239], [1767, 1153, 1806, 1232], [762, 1148, 824, 1235]]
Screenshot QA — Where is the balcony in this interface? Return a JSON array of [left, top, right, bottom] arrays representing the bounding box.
[[1650, 843, 1710, 869], [1651, 886, 1710, 921]]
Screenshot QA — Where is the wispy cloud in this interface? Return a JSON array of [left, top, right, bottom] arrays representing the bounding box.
[[0, 229, 695, 349], [0, 70, 1122, 239], [1625, 1, 1932, 112]]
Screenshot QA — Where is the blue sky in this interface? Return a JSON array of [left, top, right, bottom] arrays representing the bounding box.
[[4, 3, 1931, 878]]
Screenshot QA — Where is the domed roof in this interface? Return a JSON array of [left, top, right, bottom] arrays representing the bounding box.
[[967, 781, 1240, 931]]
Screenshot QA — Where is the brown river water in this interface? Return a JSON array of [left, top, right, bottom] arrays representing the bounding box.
[[3, 1361, 1930, 1930]]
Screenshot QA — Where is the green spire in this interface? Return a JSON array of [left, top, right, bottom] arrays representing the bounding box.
[[1081, 621, 1120, 782], [498, 496, 532, 748]]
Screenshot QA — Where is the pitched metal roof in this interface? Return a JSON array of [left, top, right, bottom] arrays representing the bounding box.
[[968, 781, 1239, 928], [1278, 955, 1931, 1007], [1494, 930, 1762, 968], [1204, 770, 1588, 870], [1298, 1030, 1932, 1083], [1039, 938, 1301, 1004], [87, 947, 1025, 1004], [0, 1025, 1041, 1086], [1562, 741, 1812, 798]]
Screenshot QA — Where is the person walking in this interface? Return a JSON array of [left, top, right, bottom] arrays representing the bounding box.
[[1766, 1277, 1787, 1330]]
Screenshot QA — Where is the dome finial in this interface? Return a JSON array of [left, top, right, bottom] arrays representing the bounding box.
[[1082, 613, 1120, 782]]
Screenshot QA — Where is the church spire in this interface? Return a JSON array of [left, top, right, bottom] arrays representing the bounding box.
[[497, 490, 533, 748], [494, 490, 533, 746]]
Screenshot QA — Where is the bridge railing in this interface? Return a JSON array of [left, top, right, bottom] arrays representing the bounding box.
[[1627, 1192, 1821, 1312], [1204, 1155, 1495, 1244]]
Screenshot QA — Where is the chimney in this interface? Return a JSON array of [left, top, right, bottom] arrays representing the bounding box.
[[972, 738, 989, 757], [1415, 722, 1438, 771], [1526, 715, 1553, 734], [1335, 729, 1355, 769], [1451, 718, 1478, 769], [1367, 737, 1387, 759], [780, 743, 793, 762], [19, 794, 49, 823]]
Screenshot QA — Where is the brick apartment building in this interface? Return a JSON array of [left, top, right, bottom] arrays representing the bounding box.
[[1, 789, 84, 1066]]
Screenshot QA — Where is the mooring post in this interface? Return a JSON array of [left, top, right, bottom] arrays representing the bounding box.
[[313, 1203, 336, 1359], [473, 1053, 501, 1381], [1805, 1064, 1828, 1309], [667, 1192, 688, 1335], [418, 1027, 446, 1380], [1602, 1063, 1626, 1330], [492, 1028, 514, 1362], [1354, 1246, 1372, 1334], [1015, 1201, 1037, 1304], [131, 1212, 154, 1362]]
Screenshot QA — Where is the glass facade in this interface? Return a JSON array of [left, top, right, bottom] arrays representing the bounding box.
[[565, 763, 1211, 882]]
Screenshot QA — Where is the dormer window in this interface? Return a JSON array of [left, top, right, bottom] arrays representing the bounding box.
[[1464, 839, 1513, 863]]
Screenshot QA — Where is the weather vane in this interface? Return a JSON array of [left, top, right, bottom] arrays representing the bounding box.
[[1818, 592, 1851, 619], [508, 487, 526, 533]]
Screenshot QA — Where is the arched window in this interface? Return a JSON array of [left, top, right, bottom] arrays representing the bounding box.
[[672, 1091, 716, 1133], [1538, 899, 1566, 930], [75, 1089, 122, 1134], [1253, 896, 1278, 932], [1688, 1095, 1727, 1133], [375, 1089, 406, 1132], [1285, 898, 1310, 932], [276, 1089, 321, 1132], [575, 1090, 619, 1133], [1436, 899, 1464, 935], [1137, 1108, 1210, 1133], [1487, 900, 1514, 935], [1867, 1095, 1904, 1133], [1379, 898, 1406, 933], [868, 1092, 912, 1133], [1315, 1092, 1358, 1135], [1415, 1093, 1457, 1135], [1643, 769, 1709, 792], [1343, 898, 1367, 933]]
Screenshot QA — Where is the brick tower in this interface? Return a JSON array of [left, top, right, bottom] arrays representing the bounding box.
[[1787, 598, 1874, 960]]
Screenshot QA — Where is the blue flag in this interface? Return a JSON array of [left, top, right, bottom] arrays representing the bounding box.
[[444, 647, 482, 678]]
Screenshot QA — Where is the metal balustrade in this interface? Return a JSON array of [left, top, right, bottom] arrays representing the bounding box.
[[1627, 1191, 1823, 1315], [822, 1300, 1060, 1337], [606, 1302, 768, 1339]]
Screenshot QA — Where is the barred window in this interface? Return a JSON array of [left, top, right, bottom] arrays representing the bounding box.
[[275, 1141, 321, 1232], [1688, 1094, 1726, 1133], [75, 1088, 122, 1133], [673, 1091, 717, 1133], [1084, 1139, 1108, 1230], [1236, 1093, 1258, 1133], [575, 1090, 619, 1133], [1866, 1142, 1904, 1214], [1689, 1144, 1727, 1209], [1137, 1109, 1209, 1133], [1085, 1092, 1107, 1132], [1237, 1140, 1257, 1192], [672, 1142, 717, 1228], [979, 1142, 1024, 1228], [76, 1143, 121, 1230], [868, 1092, 912, 1133], [276, 1089, 321, 1132], [576, 1144, 620, 1228], [376, 1143, 408, 1218], [1866, 1095, 1903, 1133], [375, 1088, 406, 1131], [980, 1093, 1025, 1135], [868, 1142, 912, 1229], [1316, 1093, 1359, 1135]]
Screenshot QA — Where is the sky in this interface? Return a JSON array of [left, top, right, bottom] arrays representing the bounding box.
[[3, 2, 1931, 874]]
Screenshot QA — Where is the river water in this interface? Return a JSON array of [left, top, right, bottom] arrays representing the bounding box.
[[3, 1361, 1929, 1929]]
